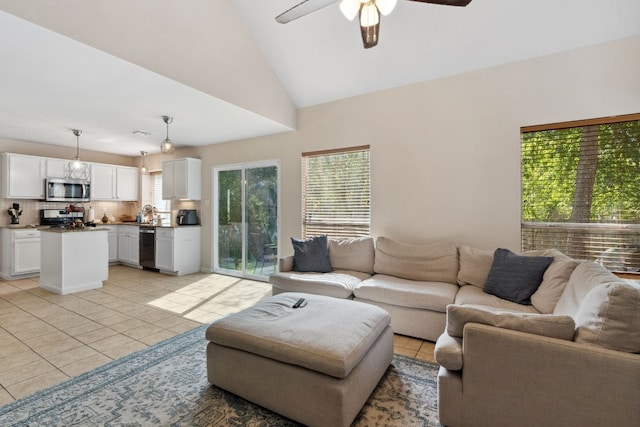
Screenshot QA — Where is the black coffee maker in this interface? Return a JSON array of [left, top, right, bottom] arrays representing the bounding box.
[[176, 209, 199, 225]]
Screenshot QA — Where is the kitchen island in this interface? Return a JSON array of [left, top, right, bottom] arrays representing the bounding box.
[[39, 227, 108, 295]]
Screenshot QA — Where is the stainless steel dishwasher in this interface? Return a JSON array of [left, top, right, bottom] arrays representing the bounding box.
[[139, 226, 156, 269]]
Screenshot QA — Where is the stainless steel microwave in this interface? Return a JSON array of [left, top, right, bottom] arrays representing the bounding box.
[[45, 178, 90, 202]]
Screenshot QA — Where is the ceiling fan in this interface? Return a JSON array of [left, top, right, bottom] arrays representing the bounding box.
[[276, 0, 473, 49]]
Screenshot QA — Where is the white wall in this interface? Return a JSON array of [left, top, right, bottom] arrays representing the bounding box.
[[183, 36, 640, 271], [4, 36, 638, 271]]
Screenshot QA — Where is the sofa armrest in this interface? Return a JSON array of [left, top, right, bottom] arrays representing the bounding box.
[[460, 323, 640, 427], [278, 256, 294, 272]]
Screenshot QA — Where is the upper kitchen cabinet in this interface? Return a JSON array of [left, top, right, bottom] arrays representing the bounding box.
[[1, 153, 46, 199], [45, 158, 69, 179], [162, 158, 201, 200], [90, 163, 116, 200], [116, 167, 139, 201], [91, 163, 139, 201]]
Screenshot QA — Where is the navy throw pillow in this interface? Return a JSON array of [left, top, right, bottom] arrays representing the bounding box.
[[484, 248, 553, 305], [291, 235, 332, 272]]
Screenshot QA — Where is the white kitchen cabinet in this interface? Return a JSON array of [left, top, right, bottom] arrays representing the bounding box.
[[46, 158, 69, 179], [91, 163, 116, 200], [162, 158, 201, 200], [118, 226, 139, 266], [1, 228, 41, 280], [91, 164, 138, 201], [39, 229, 108, 295], [1, 153, 46, 199], [116, 167, 139, 201], [107, 227, 118, 262], [155, 226, 201, 275], [13, 230, 41, 274], [155, 228, 174, 271]]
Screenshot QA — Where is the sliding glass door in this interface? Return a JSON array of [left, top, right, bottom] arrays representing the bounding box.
[[213, 161, 279, 280]]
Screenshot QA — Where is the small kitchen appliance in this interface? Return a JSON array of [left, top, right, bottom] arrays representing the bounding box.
[[45, 178, 90, 202], [176, 209, 199, 225]]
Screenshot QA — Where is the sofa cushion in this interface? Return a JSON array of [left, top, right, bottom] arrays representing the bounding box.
[[573, 281, 640, 353], [374, 237, 458, 284], [354, 274, 458, 312], [529, 250, 580, 314], [270, 271, 368, 299], [454, 285, 540, 313], [434, 332, 463, 371], [457, 245, 494, 288], [446, 304, 576, 341], [483, 248, 553, 305], [329, 237, 375, 274], [553, 261, 620, 317], [291, 235, 331, 272]]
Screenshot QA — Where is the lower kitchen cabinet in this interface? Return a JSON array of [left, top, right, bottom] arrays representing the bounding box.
[[118, 226, 139, 266], [107, 227, 118, 263], [1, 228, 41, 280], [155, 226, 201, 275]]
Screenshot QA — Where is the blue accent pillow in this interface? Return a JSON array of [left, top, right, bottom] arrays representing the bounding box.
[[291, 235, 332, 273], [484, 248, 553, 305]]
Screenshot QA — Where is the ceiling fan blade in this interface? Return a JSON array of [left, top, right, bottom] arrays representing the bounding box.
[[408, 0, 472, 6], [276, 0, 339, 24]]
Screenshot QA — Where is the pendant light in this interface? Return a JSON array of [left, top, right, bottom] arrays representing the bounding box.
[[65, 129, 90, 180], [160, 115, 175, 155], [140, 151, 149, 175]]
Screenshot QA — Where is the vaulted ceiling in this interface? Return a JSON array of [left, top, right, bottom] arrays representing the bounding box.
[[0, 0, 638, 156]]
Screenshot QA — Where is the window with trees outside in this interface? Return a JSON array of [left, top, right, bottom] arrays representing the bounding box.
[[521, 113, 640, 274], [302, 145, 370, 239]]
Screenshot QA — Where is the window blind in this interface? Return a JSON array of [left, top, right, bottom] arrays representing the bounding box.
[[302, 145, 370, 239], [521, 113, 640, 273], [151, 172, 171, 222]]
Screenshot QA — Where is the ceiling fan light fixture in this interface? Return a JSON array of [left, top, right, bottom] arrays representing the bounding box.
[[160, 115, 176, 155], [339, 0, 360, 20], [375, 0, 397, 16], [359, 2, 380, 48], [360, 2, 380, 27]]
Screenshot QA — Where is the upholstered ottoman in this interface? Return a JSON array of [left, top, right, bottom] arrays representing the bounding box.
[[205, 292, 393, 427]]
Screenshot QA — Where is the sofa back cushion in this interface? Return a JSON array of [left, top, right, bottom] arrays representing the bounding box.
[[457, 245, 494, 288], [553, 261, 620, 317], [329, 237, 375, 274], [573, 281, 640, 353], [446, 304, 576, 341], [529, 249, 580, 314], [374, 237, 458, 283]]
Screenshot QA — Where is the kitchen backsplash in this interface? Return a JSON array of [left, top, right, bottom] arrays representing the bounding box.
[[1, 198, 201, 226], [0, 199, 138, 226]]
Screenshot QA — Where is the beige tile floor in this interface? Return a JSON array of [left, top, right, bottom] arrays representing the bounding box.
[[0, 265, 435, 406]]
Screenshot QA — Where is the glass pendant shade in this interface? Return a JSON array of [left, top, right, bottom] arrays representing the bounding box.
[[140, 151, 149, 175], [375, 0, 397, 16], [65, 129, 90, 180], [360, 2, 380, 26], [340, 0, 360, 20], [160, 116, 176, 155]]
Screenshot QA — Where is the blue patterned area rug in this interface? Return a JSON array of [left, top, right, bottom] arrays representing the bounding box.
[[0, 324, 441, 426]]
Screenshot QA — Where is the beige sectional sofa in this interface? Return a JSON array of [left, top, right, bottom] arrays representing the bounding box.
[[271, 236, 568, 341], [270, 236, 640, 427]]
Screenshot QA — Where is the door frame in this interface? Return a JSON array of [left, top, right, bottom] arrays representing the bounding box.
[[212, 159, 280, 281]]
